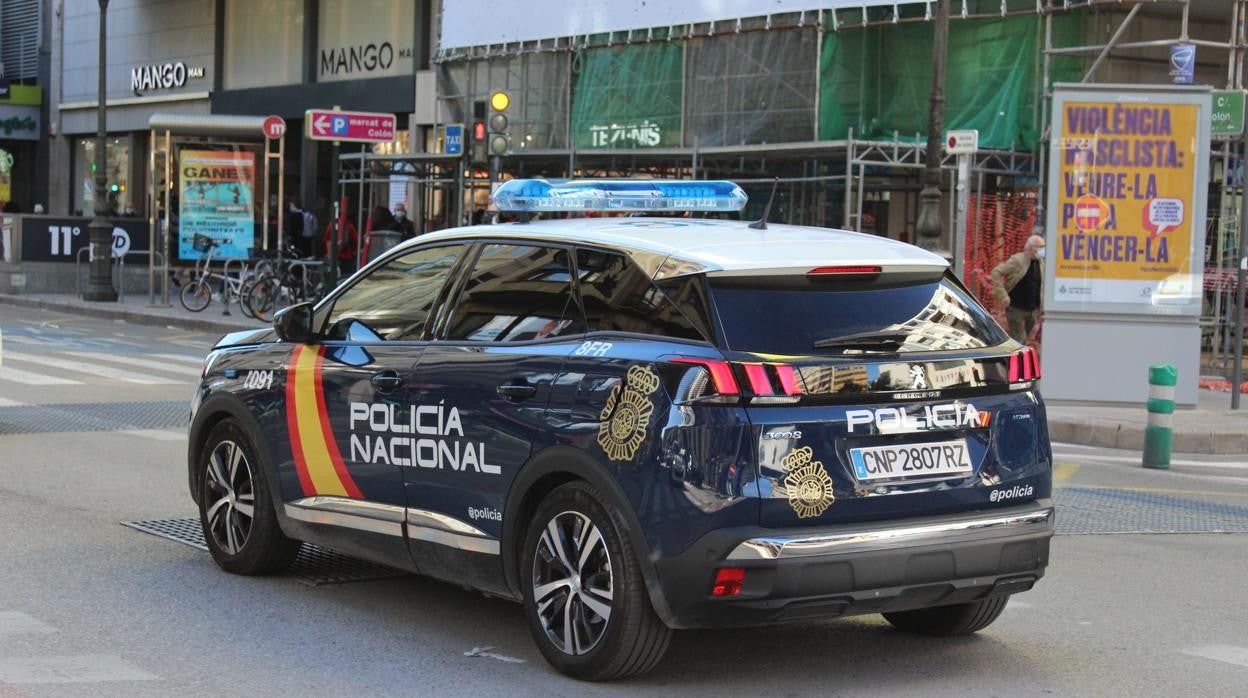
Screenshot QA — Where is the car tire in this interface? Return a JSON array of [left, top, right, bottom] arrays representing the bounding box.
[[883, 594, 1011, 636], [521, 481, 671, 681], [197, 420, 299, 575]]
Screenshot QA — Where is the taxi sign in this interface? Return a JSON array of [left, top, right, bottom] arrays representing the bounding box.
[[491, 179, 748, 213]]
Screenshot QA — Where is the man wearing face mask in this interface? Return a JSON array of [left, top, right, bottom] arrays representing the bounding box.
[[990, 234, 1046, 345], [393, 202, 417, 240]]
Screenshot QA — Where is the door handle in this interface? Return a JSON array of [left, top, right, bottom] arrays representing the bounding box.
[[371, 370, 403, 391], [497, 384, 537, 400]]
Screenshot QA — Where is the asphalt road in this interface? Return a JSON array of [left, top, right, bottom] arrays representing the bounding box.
[[1, 305, 1246, 696]]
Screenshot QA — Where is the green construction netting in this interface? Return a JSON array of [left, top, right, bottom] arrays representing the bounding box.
[[570, 43, 683, 149], [819, 14, 1086, 150]]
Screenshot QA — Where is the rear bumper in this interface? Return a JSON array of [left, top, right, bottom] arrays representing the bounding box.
[[651, 499, 1054, 629]]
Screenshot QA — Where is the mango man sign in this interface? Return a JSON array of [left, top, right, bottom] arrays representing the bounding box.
[[1045, 86, 1211, 316]]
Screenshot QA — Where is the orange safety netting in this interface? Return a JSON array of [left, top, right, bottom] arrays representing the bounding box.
[[963, 193, 1039, 322]]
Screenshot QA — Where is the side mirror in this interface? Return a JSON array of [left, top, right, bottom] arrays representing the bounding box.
[[274, 302, 316, 344]]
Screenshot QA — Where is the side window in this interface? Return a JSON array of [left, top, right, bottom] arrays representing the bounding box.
[[443, 244, 583, 342], [576, 249, 710, 343], [322, 244, 465, 341]]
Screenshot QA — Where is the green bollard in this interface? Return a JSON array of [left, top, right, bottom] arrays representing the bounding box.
[[1142, 364, 1176, 469]]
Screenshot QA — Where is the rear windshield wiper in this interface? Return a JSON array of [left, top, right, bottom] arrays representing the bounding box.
[[812, 330, 911, 353]]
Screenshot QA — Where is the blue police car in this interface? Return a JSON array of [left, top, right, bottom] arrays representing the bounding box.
[[188, 180, 1053, 680]]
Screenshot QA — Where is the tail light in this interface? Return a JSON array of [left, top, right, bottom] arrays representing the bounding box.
[[1008, 347, 1041, 384], [711, 568, 746, 597], [671, 358, 804, 405], [807, 265, 882, 276]]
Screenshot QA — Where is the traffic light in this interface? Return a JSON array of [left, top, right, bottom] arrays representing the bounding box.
[[471, 100, 488, 165], [488, 91, 510, 157]]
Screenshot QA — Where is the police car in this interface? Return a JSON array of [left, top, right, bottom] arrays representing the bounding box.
[[188, 180, 1053, 681]]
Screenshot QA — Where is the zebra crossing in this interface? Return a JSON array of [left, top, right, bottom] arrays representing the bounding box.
[[0, 336, 206, 388]]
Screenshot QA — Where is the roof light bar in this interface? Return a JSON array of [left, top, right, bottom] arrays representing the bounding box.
[[491, 179, 748, 213]]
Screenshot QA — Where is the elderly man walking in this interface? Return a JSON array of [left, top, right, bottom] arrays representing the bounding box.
[[990, 234, 1046, 345]]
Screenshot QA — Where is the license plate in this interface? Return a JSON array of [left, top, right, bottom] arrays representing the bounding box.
[[849, 439, 973, 482]]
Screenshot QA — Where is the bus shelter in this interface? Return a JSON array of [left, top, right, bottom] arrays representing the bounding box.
[[147, 114, 285, 306]]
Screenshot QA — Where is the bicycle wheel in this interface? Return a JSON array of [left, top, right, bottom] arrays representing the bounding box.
[[245, 277, 283, 322], [180, 279, 212, 312], [237, 278, 258, 319]]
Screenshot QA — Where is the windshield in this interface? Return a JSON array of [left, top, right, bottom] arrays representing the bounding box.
[[710, 274, 1008, 356]]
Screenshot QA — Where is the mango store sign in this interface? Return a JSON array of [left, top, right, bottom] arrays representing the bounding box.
[[1045, 87, 1211, 316]]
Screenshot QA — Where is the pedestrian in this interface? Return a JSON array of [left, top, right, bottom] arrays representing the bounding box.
[[324, 214, 359, 278], [282, 199, 304, 255], [990, 234, 1046, 345], [393, 202, 416, 239]]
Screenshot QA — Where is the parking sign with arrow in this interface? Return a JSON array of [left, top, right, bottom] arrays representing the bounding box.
[[304, 109, 397, 144]]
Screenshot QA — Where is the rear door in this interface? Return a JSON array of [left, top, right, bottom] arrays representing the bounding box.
[[707, 269, 1049, 528]]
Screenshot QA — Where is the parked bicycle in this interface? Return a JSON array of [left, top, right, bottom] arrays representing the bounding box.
[[180, 236, 253, 315], [242, 254, 328, 322]]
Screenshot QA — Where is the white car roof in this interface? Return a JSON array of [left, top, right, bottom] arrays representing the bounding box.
[[402, 217, 949, 279]]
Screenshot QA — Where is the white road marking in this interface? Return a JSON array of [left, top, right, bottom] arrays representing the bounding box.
[[464, 646, 526, 664], [116, 429, 186, 442], [0, 366, 82, 386], [1003, 600, 1033, 610], [1054, 452, 1248, 470], [2, 351, 180, 386], [0, 398, 26, 407], [59, 351, 199, 377], [1180, 645, 1248, 670], [0, 655, 158, 684], [151, 353, 207, 365], [0, 612, 56, 636]]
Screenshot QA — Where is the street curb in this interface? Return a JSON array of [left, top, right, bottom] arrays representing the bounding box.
[[1047, 417, 1248, 455], [0, 293, 262, 336]]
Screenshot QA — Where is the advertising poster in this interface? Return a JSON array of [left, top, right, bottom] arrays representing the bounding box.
[[1047, 88, 1209, 316], [178, 150, 255, 260]]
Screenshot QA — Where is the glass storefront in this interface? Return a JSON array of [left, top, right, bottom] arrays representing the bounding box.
[[72, 136, 132, 217], [222, 0, 305, 90]]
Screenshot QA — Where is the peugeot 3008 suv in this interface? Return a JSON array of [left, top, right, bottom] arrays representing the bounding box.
[[188, 180, 1053, 681]]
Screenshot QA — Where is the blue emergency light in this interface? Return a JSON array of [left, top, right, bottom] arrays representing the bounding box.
[[491, 179, 748, 213]]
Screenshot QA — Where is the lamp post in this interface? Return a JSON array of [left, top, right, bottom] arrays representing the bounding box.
[[914, 0, 950, 257], [83, 0, 117, 301]]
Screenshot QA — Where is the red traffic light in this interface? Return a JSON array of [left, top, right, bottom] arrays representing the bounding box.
[[473, 121, 487, 141]]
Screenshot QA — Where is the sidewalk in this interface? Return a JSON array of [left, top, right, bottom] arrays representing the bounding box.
[[3, 292, 1246, 454], [1047, 388, 1248, 455], [0, 292, 265, 335]]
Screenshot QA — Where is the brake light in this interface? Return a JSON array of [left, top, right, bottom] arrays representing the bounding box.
[[774, 364, 803, 396], [711, 567, 746, 597], [1009, 348, 1042, 383], [807, 265, 882, 276], [741, 363, 773, 395], [671, 357, 740, 395]]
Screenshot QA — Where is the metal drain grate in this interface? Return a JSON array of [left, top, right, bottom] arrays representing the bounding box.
[[1055, 486, 1248, 535], [122, 518, 412, 586], [0, 401, 188, 435]]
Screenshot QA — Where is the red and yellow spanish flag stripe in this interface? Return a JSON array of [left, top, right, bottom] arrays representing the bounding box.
[[285, 345, 363, 498]]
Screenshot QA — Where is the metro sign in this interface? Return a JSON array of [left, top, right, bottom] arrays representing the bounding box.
[[305, 109, 397, 144], [1074, 194, 1109, 232]]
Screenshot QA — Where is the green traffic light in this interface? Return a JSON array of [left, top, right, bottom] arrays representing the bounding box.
[[110, 183, 119, 192]]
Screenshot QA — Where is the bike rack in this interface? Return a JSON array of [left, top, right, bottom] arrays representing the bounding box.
[[220, 257, 251, 316]]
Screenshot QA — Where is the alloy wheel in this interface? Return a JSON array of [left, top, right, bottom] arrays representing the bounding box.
[[532, 511, 614, 656], [204, 439, 256, 555]]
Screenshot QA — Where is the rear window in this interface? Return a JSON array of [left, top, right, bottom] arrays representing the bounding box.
[[710, 274, 1008, 356]]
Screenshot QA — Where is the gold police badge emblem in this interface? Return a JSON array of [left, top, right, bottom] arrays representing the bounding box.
[[781, 446, 835, 519], [598, 365, 661, 462]]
